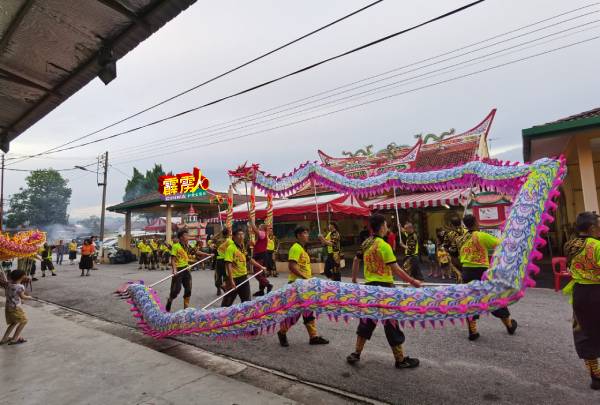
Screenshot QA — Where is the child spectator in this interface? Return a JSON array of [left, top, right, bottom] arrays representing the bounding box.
[[1, 269, 31, 345], [426, 240, 438, 277], [437, 246, 451, 280]]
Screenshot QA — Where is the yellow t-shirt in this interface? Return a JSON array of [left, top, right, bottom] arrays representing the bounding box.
[[171, 243, 189, 268], [569, 237, 600, 282], [288, 242, 311, 282], [459, 231, 499, 268], [437, 249, 450, 265], [68, 242, 77, 251], [362, 237, 397, 283], [150, 240, 158, 251], [217, 238, 234, 260], [267, 237, 275, 251], [223, 243, 248, 278]]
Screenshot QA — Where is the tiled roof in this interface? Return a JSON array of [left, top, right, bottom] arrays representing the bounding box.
[[415, 139, 479, 170], [544, 107, 600, 125]]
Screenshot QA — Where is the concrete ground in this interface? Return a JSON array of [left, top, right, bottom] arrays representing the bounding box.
[[0, 299, 294, 405], [9, 261, 600, 405]]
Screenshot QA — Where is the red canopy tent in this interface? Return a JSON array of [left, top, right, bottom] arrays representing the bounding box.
[[143, 217, 176, 233], [218, 193, 370, 222]]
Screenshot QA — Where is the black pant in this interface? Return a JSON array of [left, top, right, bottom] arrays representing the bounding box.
[[221, 275, 251, 307], [139, 252, 149, 266], [573, 283, 600, 359], [356, 281, 405, 347], [462, 267, 510, 319], [215, 259, 226, 289], [403, 256, 424, 281], [169, 268, 192, 300], [41, 259, 54, 272], [325, 254, 341, 281]]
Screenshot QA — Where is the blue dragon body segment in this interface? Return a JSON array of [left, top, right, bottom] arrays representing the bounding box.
[[126, 158, 565, 340]]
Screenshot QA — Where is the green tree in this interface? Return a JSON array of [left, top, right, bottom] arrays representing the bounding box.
[[6, 169, 72, 228], [123, 164, 167, 201]]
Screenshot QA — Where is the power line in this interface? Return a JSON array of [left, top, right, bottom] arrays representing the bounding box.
[[8, 0, 385, 165], [108, 16, 600, 161], [109, 34, 600, 166], [13, 0, 486, 159]]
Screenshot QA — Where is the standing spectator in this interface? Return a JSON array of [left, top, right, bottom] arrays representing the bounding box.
[[80, 239, 94, 276], [387, 226, 398, 252], [1, 269, 32, 345], [358, 226, 370, 244], [248, 220, 274, 296], [426, 240, 438, 277], [55, 240, 65, 265], [68, 239, 77, 265]]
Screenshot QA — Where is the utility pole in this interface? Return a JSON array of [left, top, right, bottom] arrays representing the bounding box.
[[99, 151, 108, 245], [0, 154, 4, 232]]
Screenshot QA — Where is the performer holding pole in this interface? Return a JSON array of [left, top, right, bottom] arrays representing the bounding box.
[[347, 213, 422, 369], [277, 226, 329, 347], [221, 228, 266, 307], [563, 212, 600, 390], [458, 215, 517, 340], [165, 230, 212, 312], [248, 185, 273, 296]]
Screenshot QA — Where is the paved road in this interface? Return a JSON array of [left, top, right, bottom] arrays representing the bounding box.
[[24, 262, 600, 405]]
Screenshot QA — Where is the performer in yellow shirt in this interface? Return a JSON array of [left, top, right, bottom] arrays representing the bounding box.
[[563, 212, 600, 390], [347, 214, 422, 369], [458, 215, 517, 341], [320, 222, 342, 281], [221, 229, 266, 307], [137, 239, 150, 270], [277, 226, 329, 347]]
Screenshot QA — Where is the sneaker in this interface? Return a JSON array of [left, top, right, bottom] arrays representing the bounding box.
[[31, 277, 38, 281], [591, 376, 600, 390], [253, 290, 265, 297], [267, 284, 273, 293], [346, 352, 361, 365], [395, 356, 420, 369], [277, 332, 289, 347], [468, 332, 480, 341], [506, 319, 518, 335], [42, 273, 46, 278], [51, 273, 57, 276], [309, 336, 329, 345]]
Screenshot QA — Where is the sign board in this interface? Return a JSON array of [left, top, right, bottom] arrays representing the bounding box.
[[158, 167, 209, 201]]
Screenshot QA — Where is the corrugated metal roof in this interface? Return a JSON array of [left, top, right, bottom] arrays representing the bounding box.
[[0, 0, 196, 152]]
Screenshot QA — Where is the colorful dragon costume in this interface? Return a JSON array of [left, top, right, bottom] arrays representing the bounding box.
[[125, 157, 565, 340], [0, 230, 46, 261]]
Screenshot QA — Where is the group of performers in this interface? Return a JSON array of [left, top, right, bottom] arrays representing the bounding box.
[[136, 238, 174, 271], [158, 210, 598, 389]]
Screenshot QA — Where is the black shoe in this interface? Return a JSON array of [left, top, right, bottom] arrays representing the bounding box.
[[592, 376, 600, 390], [42, 273, 45, 278], [80, 273, 84, 277], [51, 273, 57, 276], [506, 319, 518, 335], [309, 336, 329, 345], [267, 284, 273, 293], [273, 273, 278, 277], [253, 290, 265, 297], [277, 332, 289, 347], [31, 277, 38, 281], [468, 332, 480, 341], [395, 356, 420, 369], [346, 352, 361, 365]]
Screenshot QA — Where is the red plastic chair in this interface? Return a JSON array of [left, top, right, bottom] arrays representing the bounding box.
[[551, 257, 570, 292]]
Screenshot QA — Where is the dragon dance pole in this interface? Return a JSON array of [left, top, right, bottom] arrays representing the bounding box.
[[148, 256, 213, 288], [265, 193, 273, 231], [312, 179, 322, 235], [226, 186, 233, 234], [392, 187, 402, 236], [201, 269, 265, 310]]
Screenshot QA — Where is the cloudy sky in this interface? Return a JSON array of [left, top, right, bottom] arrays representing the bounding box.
[[5, 0, 600, 218]]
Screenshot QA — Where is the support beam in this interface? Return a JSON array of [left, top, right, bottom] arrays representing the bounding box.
[[166, 205, 173, 243], [96, 0, 150, 30], [0, 0, 35, 56], [576, 137, 599, 213], [124, 210, 132, 250], [0, 67, 58, 96]]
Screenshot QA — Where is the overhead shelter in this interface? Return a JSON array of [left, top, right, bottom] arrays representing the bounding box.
[[368, 189, 469, 210], [522, 107, 600, 253], [218, 193, 370, 222], [107, 190, 260, 247], [0, 0, 196, 152]]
